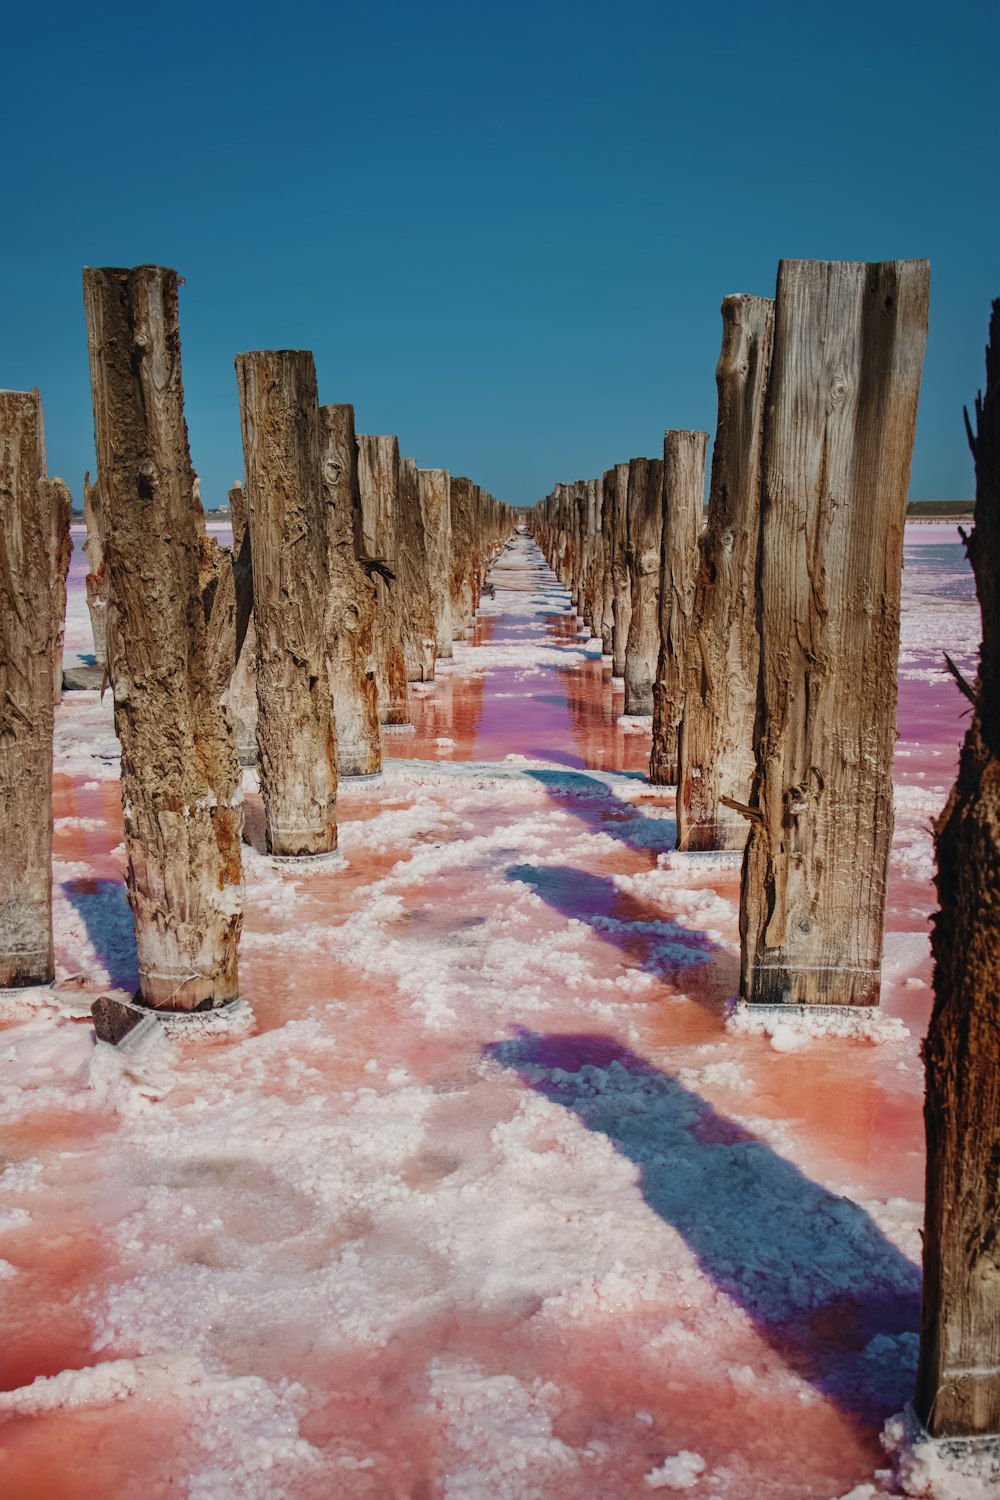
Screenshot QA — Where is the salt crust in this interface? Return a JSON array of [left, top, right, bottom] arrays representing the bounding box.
[[880, 1405, 1000, 1499], [726, 1001, 910, 1049]]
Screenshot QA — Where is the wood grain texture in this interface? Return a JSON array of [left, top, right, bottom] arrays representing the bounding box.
[[608, 463, 631, 677], [419, 468, 454, 659], [85, 267, 244, 1008], [598, 468, 616, 654], [449, 476, 477, 641], [0, 389, 55, 987], [358, 433, 409, 724], [917, 300, 1000, 1437], [398, 455, 437, 681], [319, 405, 381, 776], [623, 457, 664, 714], [83, 469, 108, 668], [650, 430, 708, 785], [236, 347, 338, 856], [676, 296, 774, 847], [740, 258, 930, 1006]]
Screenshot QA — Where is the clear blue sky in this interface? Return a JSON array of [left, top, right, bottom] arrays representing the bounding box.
[[2, 0, 996, 508]]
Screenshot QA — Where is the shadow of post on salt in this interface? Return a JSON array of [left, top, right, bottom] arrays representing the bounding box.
[[63, 876, 139, 991], [525, 769, 675, 855], [483, 1028, 921, 1423]]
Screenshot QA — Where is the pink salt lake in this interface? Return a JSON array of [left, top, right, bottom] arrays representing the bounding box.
[[0, 526, 979, 1499]]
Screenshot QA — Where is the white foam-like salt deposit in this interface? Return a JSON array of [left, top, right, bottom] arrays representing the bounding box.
[[644, 1449, 707, 1489], [726, 1002, 910, 1046], [881, 1406, 1000, 1499]]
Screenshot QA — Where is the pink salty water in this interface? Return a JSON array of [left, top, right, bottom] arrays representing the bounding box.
[[0, 526, 979, 1499]]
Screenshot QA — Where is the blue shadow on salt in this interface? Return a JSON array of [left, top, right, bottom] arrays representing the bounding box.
[[485, 1028, 921, 1423]]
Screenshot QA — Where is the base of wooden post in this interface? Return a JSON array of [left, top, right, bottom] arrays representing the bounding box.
[[339, 771, 385, 787], [381, 723, 417, 736], [92, 992, 254, 1043], [269, 849, 348, 873], [882, 1405, 1000, 1495], [726, 1000, 906, 1045]]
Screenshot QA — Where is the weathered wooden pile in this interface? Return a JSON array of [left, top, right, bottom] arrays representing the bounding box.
[[0, 263, 512, 1014], [530, 258, 931, 1014]]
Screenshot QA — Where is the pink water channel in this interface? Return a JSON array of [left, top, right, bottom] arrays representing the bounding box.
[[0, 526, 980, 1499]]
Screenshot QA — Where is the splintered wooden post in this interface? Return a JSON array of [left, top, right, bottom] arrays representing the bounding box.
[[84, 266, 244, 1009], [676, 295, 774, 849], [916, 301, 1000, 1438], [47, 477, 73, 703], [419, 468, 453, 659], [449, 476, 476, 640], [0, 390, 56, 988], [623, 457, 664, 714], [650, 430, 708, 785], [609, 463, 631, 677], [319, 404, 381, 777], [740, 258, 930, 1007], [357, 433, 409, 724], [235, 348, 339, 857], [398, 455, 437, 680], [83, 470, 108, 667]]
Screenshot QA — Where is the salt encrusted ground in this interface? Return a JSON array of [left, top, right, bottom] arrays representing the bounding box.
[[0, 528, 984, 1499]]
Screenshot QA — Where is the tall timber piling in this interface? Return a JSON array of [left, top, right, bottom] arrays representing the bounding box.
[[84, 266, 244, 1009], [319, 404, 382, 777], [235, 348, 339, 857], [650, 429, 708, 785], [0, 389, 57, 990], [419, 467, 453, 659], [623, 456, 664, 715], [676, 295, 774, 850], [739, 258, 930, 1007], [398, 454, 437, 681], [916, 301, 1000, 1439], [357, 433, 410, 725]]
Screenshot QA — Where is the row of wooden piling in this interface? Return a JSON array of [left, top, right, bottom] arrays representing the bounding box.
[[531, 258, 932, 1012], [0, 263, 513, 1012]]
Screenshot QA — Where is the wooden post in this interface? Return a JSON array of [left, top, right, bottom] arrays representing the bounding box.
[[235, 348, 339, 857], [676, 295, 774, 849], [83, 470, 108, 668], [0, 390, 56, 988], [398, 455, 437, 680], [623, 457, 664, 714], [650, 430, 708, 785], [449, 476, 477, 640], [419, 468, 453, 659], [740, 258, 930, 1006], [319, 404, 381, 777], [358, 433, 409, 724], [84, 266, 244, 1009], [609, 463, 631, 678], [916, 301, 1000, 1438], [47, 478, 73, 703]]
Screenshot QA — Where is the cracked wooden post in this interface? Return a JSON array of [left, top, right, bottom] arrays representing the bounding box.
[[916, 300, 1000, 1439], [319, 404, 381, 777], [398, 455, 437, 680], [449, 475, 477, 640], [221, 480, 258, 764], [676, 295, 774, 849], [599, 467, 616, 656], [358, 433, 409, 724], [48, 477, 73, 703], [609, 462, 631, 679], [419, 468, 453, 659], [740, 257, 930, 1007], [650, 430, 708, 785], [83, 470, 108, 668], [0, 390, 56, 989], [84, 266, 244, 1009], [623, 456, 664, 714], [235, 348, 339, 857]]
